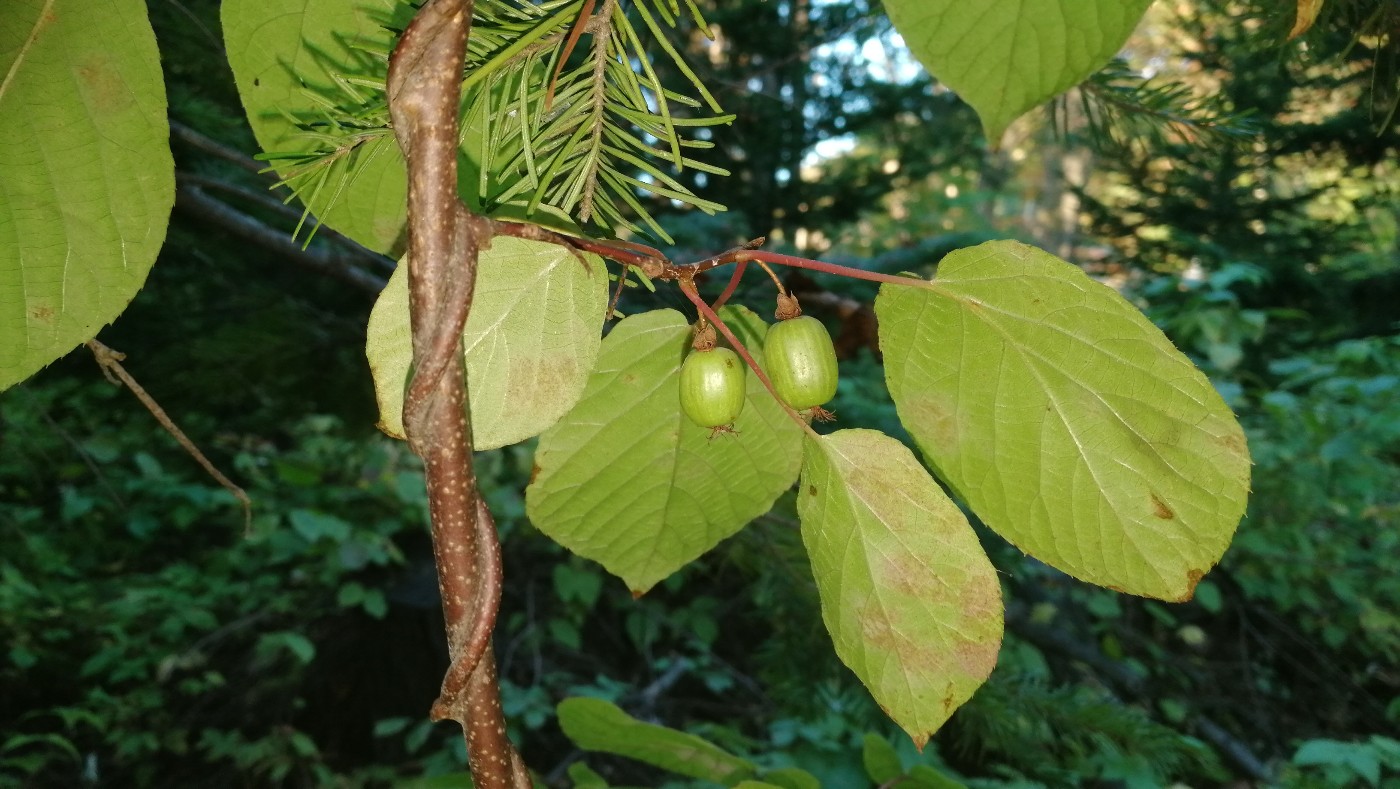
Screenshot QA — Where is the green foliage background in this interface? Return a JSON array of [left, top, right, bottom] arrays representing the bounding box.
[[2, 0, 1398, 787]]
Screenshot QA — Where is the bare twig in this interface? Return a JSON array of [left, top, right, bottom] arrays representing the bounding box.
[[85, 340, 252, 533]]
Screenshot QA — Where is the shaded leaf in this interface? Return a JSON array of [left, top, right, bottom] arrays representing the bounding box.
[[366, 237, 607, 450], [883, 0, 1153, 141], [907, 764, 968, 789], [557, 697, 756, 784], [527, 307, 802, 594], [222, 0, 406, 253], [862, 733, 903, 783], [757, 767, 820, 789], [797, 429, 1002, 747], [0, 0, 173, 390], [877, 240, 1250, 601]]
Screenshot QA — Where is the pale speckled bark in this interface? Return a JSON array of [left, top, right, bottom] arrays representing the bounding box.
[[385, 1, 524, 786]]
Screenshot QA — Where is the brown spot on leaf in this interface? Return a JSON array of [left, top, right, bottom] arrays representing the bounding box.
[[28, 305, 54, 323], [904, 392, 960, 452], [75, 54, 133, 115], [807, 485, 818, 496], [528, 463, 541, 484], [1220, 431, 1248, 455], [1174, 568, 1206, 603], [1150, 492, 1175, 520]]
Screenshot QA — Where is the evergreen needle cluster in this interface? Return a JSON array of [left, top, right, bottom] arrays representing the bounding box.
[[263, 0, 733, 244]]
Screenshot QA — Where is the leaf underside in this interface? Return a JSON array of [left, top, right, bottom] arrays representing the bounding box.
[[877, 240, 1251, 601], [222, 0, 406, 254], [0, 0, 173, 390], [526, 307, 802, 594], [798, 429, 1002, 748], [883, 0, 1154, 141], [365, 236, 608, 451]]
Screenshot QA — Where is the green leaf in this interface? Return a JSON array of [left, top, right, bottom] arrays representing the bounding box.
[[567, 762, 609, 788], [1294, 739, 1381, 784], [906, 765, 968, 789], [527, 307, 802, 594], [556, 697, 756, 784], [883, 0, 1153, 141], [797, 429, 1003, 748], [876, 240, 1251, 601], [394, 773, 476, 789], [757, 767, 820, 789], [365, 237, 608, 450], [0, 0, 173, 391], [862, 733, 903, 783], [222, 0, 406, 254]]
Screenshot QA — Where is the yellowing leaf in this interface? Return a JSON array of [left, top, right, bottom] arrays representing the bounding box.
[[527, 308, 802, 594], [877, 241, 1250, 602], [365, 237, 607, 450], [798, 430, 1002, 747], [1290, 0, 1324, 39]]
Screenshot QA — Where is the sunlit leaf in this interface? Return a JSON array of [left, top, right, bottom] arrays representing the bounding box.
[[797, 429, 1002, 748], [1290, 0, 1324, 39], [527, 307, 802, 594], [365, 237, 607, 450], [0, 0, 173, 390], [877, 240, 1250, 601], [883, 0, 1153, 141]]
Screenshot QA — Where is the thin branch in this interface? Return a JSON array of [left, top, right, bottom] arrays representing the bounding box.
[[173, 184, 388, 295], [576, 0, 617, 223], [170, 123, 398, 272], [85, 340, 252, 533], [169, 120, 270, 177]]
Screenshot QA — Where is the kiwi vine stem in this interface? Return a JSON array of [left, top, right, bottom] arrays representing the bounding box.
[[387, 0, 527, 786]]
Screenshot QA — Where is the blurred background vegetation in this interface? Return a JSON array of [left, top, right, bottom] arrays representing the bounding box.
[[2, 0, 1397, 786]]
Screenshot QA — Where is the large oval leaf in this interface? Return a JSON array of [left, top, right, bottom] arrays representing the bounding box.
[[222, 0, 407, 254], [798, 429, 1002, 747], [877, 240, 1251, 601], [365, 236, 606, 450], [0, 0, 173, 390], [526, 307, 803, 594], [883, 0, 1153, 141]]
